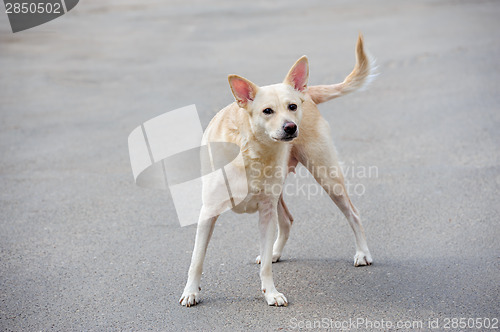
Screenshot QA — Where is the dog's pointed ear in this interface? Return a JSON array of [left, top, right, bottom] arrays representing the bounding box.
[[228, 75, 259, 108], [284, 56, 309, 92]]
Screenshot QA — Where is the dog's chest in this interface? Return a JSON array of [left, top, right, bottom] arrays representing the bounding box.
[[231, 145, 289, 214]]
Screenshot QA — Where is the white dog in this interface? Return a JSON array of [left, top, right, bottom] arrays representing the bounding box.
[[180, 34, 375, 307]]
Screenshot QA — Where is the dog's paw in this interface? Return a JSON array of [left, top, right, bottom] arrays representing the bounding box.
[[179, 289, 200, 307], [255, 253, 281, 264], [354, 251, 373, 267], [264, 290, 288, 307]]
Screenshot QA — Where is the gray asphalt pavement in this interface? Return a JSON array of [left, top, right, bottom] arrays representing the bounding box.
[[1, 0, 499, 331]]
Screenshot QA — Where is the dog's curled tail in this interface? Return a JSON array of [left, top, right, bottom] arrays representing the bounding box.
[[308, 33, 377, 104]]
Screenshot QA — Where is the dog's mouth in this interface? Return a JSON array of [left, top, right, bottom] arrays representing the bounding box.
[[271, 134, 297, 142], [281, 136, 296, 142]]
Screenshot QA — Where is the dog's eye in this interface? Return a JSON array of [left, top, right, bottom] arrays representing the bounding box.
[[288, 104, 297, 111], [263, 108, 274, 115]]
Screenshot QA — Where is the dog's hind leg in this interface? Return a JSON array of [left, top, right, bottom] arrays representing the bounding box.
[[295, 118, 372, 266], [255, 194, 293, 264], [179, 214, 218, 306], [323, 178, 372, 266]]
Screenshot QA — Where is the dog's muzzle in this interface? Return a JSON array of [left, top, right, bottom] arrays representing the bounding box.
[[281, 121, 298, 141]]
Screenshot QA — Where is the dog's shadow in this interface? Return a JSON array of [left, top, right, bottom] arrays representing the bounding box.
[[231, 256, 384, 307], [196, 255, 490, 319]]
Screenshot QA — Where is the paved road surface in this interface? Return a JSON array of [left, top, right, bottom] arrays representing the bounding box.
[[1, 0, 499, 330]]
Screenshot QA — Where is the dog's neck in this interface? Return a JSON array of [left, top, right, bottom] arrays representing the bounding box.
[[241, 133, 291, 189], [243, 130, 291, 163]]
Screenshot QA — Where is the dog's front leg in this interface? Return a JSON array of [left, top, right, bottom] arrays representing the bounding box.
[[179, 215, 218, 307], [258, 199, 288, 306], [255, 195, 293, 264]]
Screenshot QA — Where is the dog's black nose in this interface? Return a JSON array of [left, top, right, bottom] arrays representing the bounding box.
[[283, 122, 297, 135]]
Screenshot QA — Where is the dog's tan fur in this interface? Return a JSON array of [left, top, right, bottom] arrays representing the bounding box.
[[180, 34, 375, 307]]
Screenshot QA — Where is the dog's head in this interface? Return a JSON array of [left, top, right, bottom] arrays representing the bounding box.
[[228, 56, 308, 144]]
